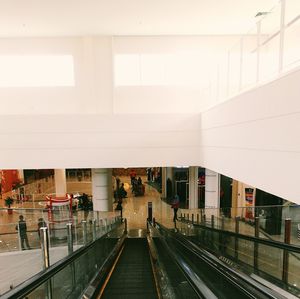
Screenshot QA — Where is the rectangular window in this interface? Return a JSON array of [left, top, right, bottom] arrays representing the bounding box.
[[114, 53, 212, 88], [0, 55, 75, 87]]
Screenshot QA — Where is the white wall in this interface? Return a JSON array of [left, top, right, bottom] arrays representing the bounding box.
[[0, 35, 247, 115], [0, 35, 299, 204], [0, 37, 113, 114], [200, 67, 300, 204], [0, 114, 201, 169], [113, 36, 253, 114]]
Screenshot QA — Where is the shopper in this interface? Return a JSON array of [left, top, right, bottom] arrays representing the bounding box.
[[16, 215, 31, 250], [171, 194, 180, 222]]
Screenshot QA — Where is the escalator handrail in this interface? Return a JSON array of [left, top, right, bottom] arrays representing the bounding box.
[[154, 221, 287, 299], [149, 221, 217, 299], [80, 234, 127, 299], [180, 219, 300, 253], [1, 221, 124, 299]]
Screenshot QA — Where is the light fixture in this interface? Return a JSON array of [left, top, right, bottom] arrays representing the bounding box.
[[255, 12, 270, 17]]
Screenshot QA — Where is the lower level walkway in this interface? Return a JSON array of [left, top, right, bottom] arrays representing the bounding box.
[[116, 176, 175, 230]]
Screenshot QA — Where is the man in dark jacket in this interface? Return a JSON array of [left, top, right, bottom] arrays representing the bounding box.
[[171, 194, 180, 222], [16, 215, 31, 250]]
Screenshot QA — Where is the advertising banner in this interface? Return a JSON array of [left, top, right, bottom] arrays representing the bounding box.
[[245, 188, 254, 220]]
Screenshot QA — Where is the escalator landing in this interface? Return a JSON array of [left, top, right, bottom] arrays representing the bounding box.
[[126, 228, 148, 238]]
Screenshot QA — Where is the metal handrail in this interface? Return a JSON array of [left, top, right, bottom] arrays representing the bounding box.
[[153, 221, 287, 299], [181, 219, 300, 253], [149, 220, 216, 299]]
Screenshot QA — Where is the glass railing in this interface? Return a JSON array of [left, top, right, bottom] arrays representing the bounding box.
[[203, 0, 300, 110], [1, 218, 124, 299], [0, 209, 122, 296], [151, 220, 288, 299], [177, 221, 300, 297], [178, 205, 300, 246]]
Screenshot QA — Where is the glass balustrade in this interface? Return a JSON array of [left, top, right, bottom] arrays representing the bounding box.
[[203, 0, 300, 110]]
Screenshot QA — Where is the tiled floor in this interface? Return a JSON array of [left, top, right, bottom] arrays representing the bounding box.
[[116, 176, 175, 230]]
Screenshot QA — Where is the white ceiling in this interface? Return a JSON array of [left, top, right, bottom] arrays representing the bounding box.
[[0, 0, 278, 37]]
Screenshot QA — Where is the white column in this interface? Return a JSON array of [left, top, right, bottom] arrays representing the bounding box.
[[166, 167, 173, 180], [92, 169, 113, 211], [189, 166, 198, 209], [54, 169, 67, 196], [205, 169, 220, 208], [18, 169, 24, 183]]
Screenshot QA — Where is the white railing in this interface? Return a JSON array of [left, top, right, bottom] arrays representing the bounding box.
[[203, 0, 300, 110]]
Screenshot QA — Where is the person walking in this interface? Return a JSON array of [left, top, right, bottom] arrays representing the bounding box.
[[16, 215, 31, 250], [171, 194, 180, 222]]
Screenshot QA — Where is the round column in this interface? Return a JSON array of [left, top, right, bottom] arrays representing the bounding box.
[[189, 166, 198, 209], [92, 169, 113, 211], [205, 169, 220, 208], [54, 169, 67, 196]]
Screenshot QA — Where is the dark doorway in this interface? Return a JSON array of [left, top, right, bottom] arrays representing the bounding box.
[[220, 175, 232, 217]]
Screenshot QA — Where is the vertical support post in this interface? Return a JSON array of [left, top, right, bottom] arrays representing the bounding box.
[[41, 227, 50, 269], [96, 217, 100, 237], [203, 214, 206, 225], [180, 213, 183, 219], [256, 20, 261, 83], [183, 213, 186, 220], [92, 219, 97, 241], [211, 215, 215, 229], [106, 218, 109, 232], [40, 227, 52, 299], [67, 222, 73, 254], [192, 214, 194, 224], [210, 215, 215, 247], [197, 214, 199, 224], [255, 216, 260, 237], [17, 223, 22, 251], [226, 51, 231, 96], [254, 217, 259, 271], [219, 215, 225, 252], [216, 64, 220, 102], [99, 219, 102, 235], [74, 220, 78, 246], [279, 0, 286, 73], [235, 216, 240, 260], [124, 218, 128, 234], [282, 218, 291, 284], [82, 220, 87, 245], [239, 37, 244, 91], [187, 214, 189, 221], [221, 215, 225, 231]]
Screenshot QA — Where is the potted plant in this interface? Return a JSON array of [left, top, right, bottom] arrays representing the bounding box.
[[5, 197, 14, 214]]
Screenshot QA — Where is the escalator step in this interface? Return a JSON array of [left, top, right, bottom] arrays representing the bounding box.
[[102, 238, 158, 299]]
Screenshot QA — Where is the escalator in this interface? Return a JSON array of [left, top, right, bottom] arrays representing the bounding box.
[[101, 238, 158, 299], [1, 219, 288, 299]]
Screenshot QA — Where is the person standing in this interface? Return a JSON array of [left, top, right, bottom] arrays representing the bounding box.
[[16, 215, 31, 250], [171, 194, 180, 222]]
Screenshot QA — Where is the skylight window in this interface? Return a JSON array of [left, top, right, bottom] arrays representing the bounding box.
[[0, 55, 75, 87]]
